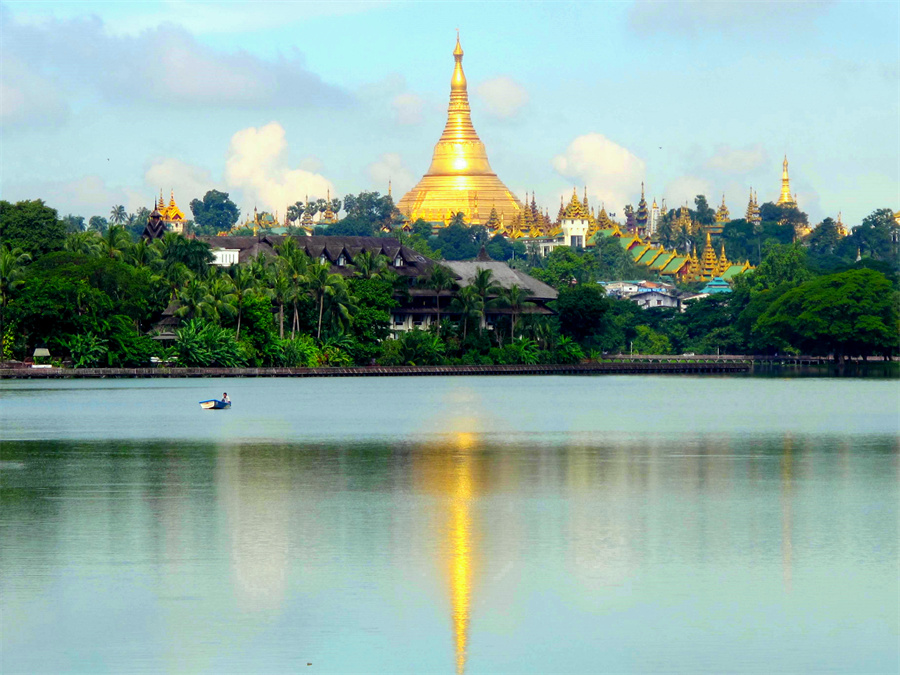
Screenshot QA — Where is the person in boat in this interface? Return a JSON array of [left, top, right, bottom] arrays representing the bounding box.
[[222, 392, 230, 404]]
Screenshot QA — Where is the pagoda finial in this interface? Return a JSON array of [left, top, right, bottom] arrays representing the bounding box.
[[641, 181, 645, 197], [388, 179, 392, 197]]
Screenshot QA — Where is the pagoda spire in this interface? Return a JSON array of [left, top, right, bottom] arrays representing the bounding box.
[[777, 155, 797, 207], [396, 34, 523, 225]]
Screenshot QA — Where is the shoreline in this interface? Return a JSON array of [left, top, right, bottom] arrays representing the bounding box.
[[0, 361, 752, 379]]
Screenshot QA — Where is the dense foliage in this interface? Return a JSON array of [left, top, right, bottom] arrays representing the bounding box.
[[2, 197, 896, 367]]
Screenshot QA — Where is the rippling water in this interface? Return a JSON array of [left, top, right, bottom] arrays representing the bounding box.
[[1, 376, 898, 674]]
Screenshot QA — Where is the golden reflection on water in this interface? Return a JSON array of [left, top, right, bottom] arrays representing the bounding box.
[[449, 434, 474, 675], [414, 420, 480, 675]]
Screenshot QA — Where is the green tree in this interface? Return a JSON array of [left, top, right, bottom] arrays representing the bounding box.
[[846, 208, 899, 267], [754, 268, 899, 359], [189, 190, 240, 234], [89, 216, 109, 234], [109, 205, 127, 225], [633, 325, 672, 354], [352, 250, 388, 280], [749, 242, 813, 291], [694, 195, 715, 226], [304, 261, 345, 340], [496, 284, 532, 341], [0, 200, 67, 256], [449, 285, 484, 341], [62, 214, 86, 233], [427, 265, 456, 334], [229, 266, 259, 340], [100, 225, 132, 259], [174, 319, 246, 367], [340, 191, 395, 232], [0, 245, 31, 341], [347, 277, 397, 363], [556, 283, 609, 344]]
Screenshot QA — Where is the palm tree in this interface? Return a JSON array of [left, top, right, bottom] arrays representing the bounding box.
[[123, 239, 160, 268], [0, 245, 31, 339], [449, 285, 483, 341], [109, 204, 127, 225], [100, 224, 131, 259], [496, 284, 533, 341], [323, 278, 357, 337], [229, 265, 259, 340], [204, 275, 238, 325], [175, 280, 213, 321], [65, 231, 103, 256], [164, 263, 193, 300], [270, 268, 291, 339], [287, 201, 305, 225], [248, 251, 271, 281], [276, 239, 310, 337], [352, 250, 387, 279], [471, 267, 499, 300], [427, 265, 456, 334], [304, 261, 344, 340]]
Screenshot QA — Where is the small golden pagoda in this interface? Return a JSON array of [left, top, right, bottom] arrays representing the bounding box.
[[396, 35, 524, 226], [745, 189, 761, 225], [776, 156, 798, 208], [836, 211, 847, 237]]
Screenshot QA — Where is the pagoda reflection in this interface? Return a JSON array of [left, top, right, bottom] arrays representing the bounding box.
[[413, 429, 481, 675]]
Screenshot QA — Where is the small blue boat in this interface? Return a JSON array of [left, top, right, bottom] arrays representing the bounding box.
[[199, 399, 231, 410]]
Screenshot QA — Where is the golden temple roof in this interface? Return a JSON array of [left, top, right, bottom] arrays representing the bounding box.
[[396, 35, 523, 226], [562, 187, 589, 220]]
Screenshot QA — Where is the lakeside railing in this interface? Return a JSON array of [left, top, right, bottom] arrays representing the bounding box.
[[0, 361, 751, 379]]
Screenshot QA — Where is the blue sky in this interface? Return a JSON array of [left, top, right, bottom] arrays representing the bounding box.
[[2, 0, 898, 226]]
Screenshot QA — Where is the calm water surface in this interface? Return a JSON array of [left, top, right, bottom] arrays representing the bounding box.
[[1, 376, 898, 674]]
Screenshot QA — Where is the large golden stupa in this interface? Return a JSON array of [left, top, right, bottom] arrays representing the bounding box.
[[397, 35, 524, 226]]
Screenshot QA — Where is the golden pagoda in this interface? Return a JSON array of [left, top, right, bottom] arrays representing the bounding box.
[[745, 188, 761, 225], [776, 155, 798, 208], [836, 211, 847, 237], [396, 35, 524, 226], [322, 189, 337, 224]]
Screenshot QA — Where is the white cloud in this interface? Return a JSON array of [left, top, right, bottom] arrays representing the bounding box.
[[224, 122, 334, 213], [366, 153, 414, 196], [144, 158, 218, 208], [664, 175, 715, 207], [475, 77, 529, 120], [552, 133, 645, 213], [391, 93, 425, 126], [628, 0, 835, 36], [704, 144, 768, 175], [3, 9, 349, 110]]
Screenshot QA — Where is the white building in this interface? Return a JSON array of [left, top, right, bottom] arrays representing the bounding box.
[[627, 290, 680, 310], [211, 248, 241, 266]]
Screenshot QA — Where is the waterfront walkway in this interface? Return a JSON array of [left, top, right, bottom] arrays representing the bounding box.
[[0, 360, 750, 379]]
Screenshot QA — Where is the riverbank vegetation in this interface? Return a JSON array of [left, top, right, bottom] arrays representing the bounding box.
[[1, 198, 897, 367]]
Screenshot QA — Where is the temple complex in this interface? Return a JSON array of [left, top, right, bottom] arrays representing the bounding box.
[[396, 35, 524, 226]]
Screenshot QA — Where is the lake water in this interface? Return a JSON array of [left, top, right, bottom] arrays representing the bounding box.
[[1, 375, 898, 674]]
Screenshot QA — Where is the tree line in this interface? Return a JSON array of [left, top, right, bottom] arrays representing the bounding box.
[[1, 198, 897, 367]]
